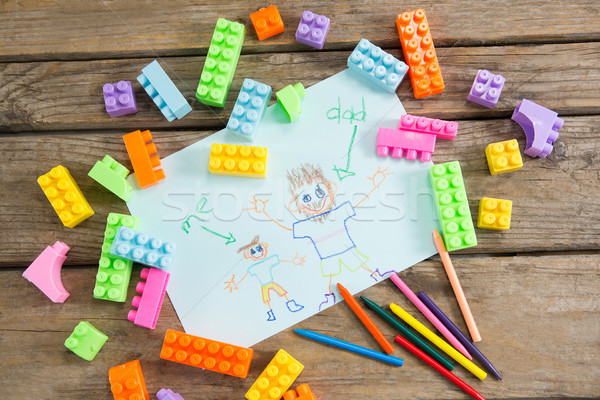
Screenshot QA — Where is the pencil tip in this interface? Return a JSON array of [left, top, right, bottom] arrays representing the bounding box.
[[432, 229, 440, 238]]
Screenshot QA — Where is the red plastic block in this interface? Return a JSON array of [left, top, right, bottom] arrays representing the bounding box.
[[128, 268, 170, 329], [22, 241, 70, 303], [123, 130, 165, 189], [284, 384, 317, 400], [250, 5, 284, 41], [377, 128, 436, 161], [109, 359, 149, 400], [397, 114, 457, 141], [160, 329, 253, 378]]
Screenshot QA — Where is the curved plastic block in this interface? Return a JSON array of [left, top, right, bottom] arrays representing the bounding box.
[[109, 360, 149, 400], [250, 5, 284, 41], [276, 83, 305, 122], [227, 79, 272, 140], [283, 384, 317, 400], [196, 19, 245, 108], [123, 130, 165, 189], [511, 99, 563, 158], [295, 11, 330, 50], [38, 165, 94, 228], [396, 9, 444, 98], [246, 349, 304, 400], [429, 162, 477, 252], [397, 114, 457, 141], [22, 241, 70, 303], [347, 39, 408, 93], [137, 60, 191, 121], [157, 388, 185, 400], [467, 70, 505, 109], [103, 81, 138, 117], [126, 268, 170, 329], [160, 329, 254, 378], [477, 197, 512, 231], [88, 155, 133, 201], [485, 139, 523, 175], [64, 321, 108, 361], [377, 128, 436, 161], [109, 226, 176, 269], [209, 143, 268, 178]]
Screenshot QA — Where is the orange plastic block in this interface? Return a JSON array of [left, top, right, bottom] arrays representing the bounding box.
[[477, 197, 512, 230], [208, 143, 268, 178], [246, 349, 304, 400], [123, 130, 165, 189], [38, 165, 94, 228], [485, 139, 523, 175], [160, 329, 253, 378], [284, 384, 317, 400], [109, 359, 149, 400], [396, 9, 444, 98], [250, 5, 284, 41]]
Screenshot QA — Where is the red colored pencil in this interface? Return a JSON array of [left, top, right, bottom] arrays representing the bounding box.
[[394, 335, 486, 400]]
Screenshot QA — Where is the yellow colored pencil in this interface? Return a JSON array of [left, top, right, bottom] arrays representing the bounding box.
[[390, 303, 487, 381]]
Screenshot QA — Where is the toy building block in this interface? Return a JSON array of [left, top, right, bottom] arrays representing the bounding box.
[[347, 39, 408, 93], [485, 139, 523, 175], [477, 197, 512, 231], [38, 165, 94, 228], [396, 9, 444, 98], [93, 213, 140, 302], [467, 70, 505, 109], [283, 384, 317, 400], [196, 18, 245, 108], [511, 99, 563, 158], [123, 130, 165, 189], [137, 60, 192, 121], [246, 349, 304, 400], [227, 78, 272, 140], [377, 128, 436, 161], [22, 241, 70, 303], [88, 155, 133, 201], [250, 5, 284, 41], [127, 268, 170, 329], [109, 226, 176, 269], [64, 321, 108, 361], [397, 114, 458, 141], [109, 360, 149, 400], [295, 11, 330, 50], [429, 162, 478, 251], [160, 329, 254, 378], [276, 83, 305, 122], [103, 81, 138, 118], [209, 143, 268, 178], [157, 389, 185, 400]]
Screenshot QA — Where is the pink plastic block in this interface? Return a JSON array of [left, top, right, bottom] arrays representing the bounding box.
[[22, 241, 70, 303], [397, 114, 458, 141], [511, 99, 563, 158], [377, 128, 436, 161], [128, 268, 170, 329]]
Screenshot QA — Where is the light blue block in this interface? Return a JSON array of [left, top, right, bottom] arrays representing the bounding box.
[[109, 226, 176, 269], [226, 79, 272, 140], [137, 60, 192, 122], [347, 39, 408, 93]]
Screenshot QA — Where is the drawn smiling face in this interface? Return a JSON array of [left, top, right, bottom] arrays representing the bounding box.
[[295, 181, 333, 215], [287, 163, 337, 222], [247, 242, 267, 261]]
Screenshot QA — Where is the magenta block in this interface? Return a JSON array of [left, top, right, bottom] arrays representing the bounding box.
[[467, 70, 505, 108], [295, 11, 330, 49], [511, 99, 563, 158], [397, 114, 458, 141], [128, 268, 170, 329], [157, 388, 185, 400], [377, 128, 436, 161], [103, 81, 138, 117], [22, 241, 70, 303]]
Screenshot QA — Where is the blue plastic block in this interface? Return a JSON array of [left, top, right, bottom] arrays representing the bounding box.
[[227, 78, 272, 140], [347, 39, 408, 93], [137, 60, 192, 122], [109, 226, 176, 269]]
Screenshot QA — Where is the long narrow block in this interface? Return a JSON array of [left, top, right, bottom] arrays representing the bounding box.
[[128, 268, 170, 329], [123, 129, 165, 189], [88, 155, 133, 201], [209, 143, 268, 178], [397, 114, 457, 141], [109, 360, 149, 400], [246, 349, 304, 400], [227, 78, 272, 140], [377, 128, 436, 161], [109, 226, 176, 269]]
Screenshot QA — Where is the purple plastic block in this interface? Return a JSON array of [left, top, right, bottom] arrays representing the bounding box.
[[103, 81, 137, 117], [157, 388, 185, 400], [511, 99, 563, 158], [377, 128, 436, 161], [295, 11, 330, 50], [467, 70, 505, 108]]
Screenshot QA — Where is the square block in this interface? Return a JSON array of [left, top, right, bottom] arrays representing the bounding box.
[[250, 5, 284, 40], [347, 39, 408, 93], [64, 321, 108, 361], [103, 81, 138, 117], [227, 78, 272, 140], [109, 360, 149, 400], [246, 349, 304, 400], [485, 139, 523, 175], [137, 60, 191, 121], [295, 11, 330, 49], [477, 197, 512, 230], [467, 70, 505, 108], [209, 143, 268, 178]]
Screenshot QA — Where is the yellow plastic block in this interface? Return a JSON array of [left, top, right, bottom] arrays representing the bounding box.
[[485, 139, 523, 175], [38, 165, 94, 228], [477, 197, 512, 230], [209, 143, 268, 178], [246, 349, 304, 400]]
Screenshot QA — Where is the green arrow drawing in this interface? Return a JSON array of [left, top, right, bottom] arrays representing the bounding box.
[[333, 125, 358, 181], [200, 225, 236, 245]]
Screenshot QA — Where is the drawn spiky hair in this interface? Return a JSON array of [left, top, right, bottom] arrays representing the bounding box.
[[237, 235, 260, 253], [286, 163, 327, 198]]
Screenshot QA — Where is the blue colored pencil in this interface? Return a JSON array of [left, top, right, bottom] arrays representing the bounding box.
[[294, 329, 404, 366]]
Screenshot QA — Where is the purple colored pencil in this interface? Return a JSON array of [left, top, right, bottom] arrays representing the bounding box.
[[418, 291, 503, 380]]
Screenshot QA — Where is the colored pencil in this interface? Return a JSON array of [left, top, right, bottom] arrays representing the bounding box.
[[294, 329, 404, 366], [388, 274, 472, 359], [417, 292, 502, 380], [394, 334, 486, 400], [433, 229, 482, 342], [360, 295, 455, 371], [390, 303, 487, 380], [337, 283, 395, 354]]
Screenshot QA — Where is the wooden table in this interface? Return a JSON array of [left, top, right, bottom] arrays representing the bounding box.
[[1, 1, 599, 399]]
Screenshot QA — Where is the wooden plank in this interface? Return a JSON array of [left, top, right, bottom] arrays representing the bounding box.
[[1, 115, 599, 267], [1, 1, 599, 62], [1, 42, 599, 134], [2, 254, 599, 398]]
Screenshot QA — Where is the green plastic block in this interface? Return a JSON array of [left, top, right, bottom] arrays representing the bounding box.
[[196, 18, 245, 107], [429, 161, 477, 251], [276, 83, 305, 122], [88, 155, 133, 201], [93, 213, 140, 302], [64, 321, 108, 361]]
